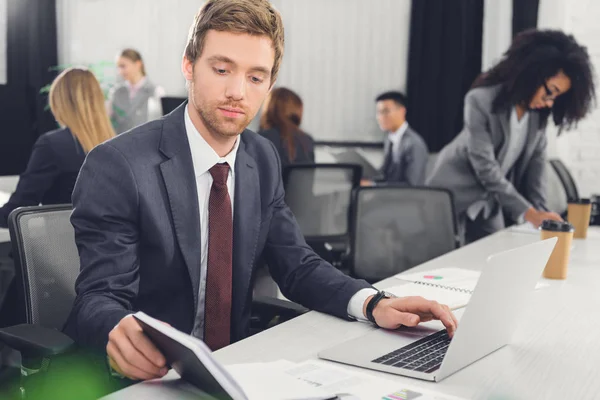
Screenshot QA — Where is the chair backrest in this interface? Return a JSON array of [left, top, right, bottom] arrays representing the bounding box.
[[283, 164, 362, 238], [546, 162, 569, 216], [160, 96, 186, 116], [549, 159, 579, 202], [350, 186, 458, 282], [8, 205, 78, 329]]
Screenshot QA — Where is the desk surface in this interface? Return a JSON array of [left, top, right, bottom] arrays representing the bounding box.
[[103, 228, 600, 400]]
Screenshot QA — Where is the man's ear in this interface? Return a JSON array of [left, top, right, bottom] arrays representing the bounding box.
[[182, 56, 194, 81]]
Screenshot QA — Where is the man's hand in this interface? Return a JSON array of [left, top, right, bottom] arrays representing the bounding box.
[[524, 207, 563, 228], [363, 296, 458, 337], [107, 315, 168, 380]]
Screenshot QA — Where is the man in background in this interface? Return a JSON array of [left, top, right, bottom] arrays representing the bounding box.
[[371, 91, 428, 186]]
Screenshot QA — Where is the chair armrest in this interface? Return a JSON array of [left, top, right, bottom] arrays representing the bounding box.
[[252, 295, 308, 318], [0, 324, 74, 359]]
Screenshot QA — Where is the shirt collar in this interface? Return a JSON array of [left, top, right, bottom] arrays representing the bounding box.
[[184, 105, 239, 176], [388, 121, 409, 145]]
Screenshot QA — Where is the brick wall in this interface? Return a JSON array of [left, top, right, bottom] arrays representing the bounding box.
[[543, 0, 600, 197]]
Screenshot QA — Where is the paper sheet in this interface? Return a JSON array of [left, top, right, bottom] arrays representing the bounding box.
[[227, 360, 465, 399], [385, 283, 471, 310], [226, 361, 334, 400]]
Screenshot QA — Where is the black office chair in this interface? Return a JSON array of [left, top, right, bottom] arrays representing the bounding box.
[[283, 163, 362, 268], [0, 205, 77, 398], [348, 186, 459, 283], [160, 96, 186, 115], [544, 161, 569, 219], [549, 159, 579, 202]]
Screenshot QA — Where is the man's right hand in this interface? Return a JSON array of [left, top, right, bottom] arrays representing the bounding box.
[[107, 315, 168, 380], [524, 207, 563, 228]]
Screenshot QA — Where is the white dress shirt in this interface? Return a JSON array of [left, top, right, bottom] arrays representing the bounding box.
[[184, 106, 238, 337], [388, 121, 409, 161], [183, 105, 373, 333]]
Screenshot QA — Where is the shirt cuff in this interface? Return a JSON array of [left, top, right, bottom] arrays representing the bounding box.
[[347, 288, 378, 321]]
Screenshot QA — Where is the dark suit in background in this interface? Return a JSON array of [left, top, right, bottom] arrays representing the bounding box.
[[259, 128, 315, 169], [0, 127, 85, 227], [375, 126, 429, 186], [64, 104, 370, 351]]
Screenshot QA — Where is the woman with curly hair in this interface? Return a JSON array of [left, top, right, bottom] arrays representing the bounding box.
[[428, 29, 596, 243]]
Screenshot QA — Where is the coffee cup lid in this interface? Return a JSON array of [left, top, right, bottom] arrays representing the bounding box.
[[541, 219, 574, 232], [569, 198, 591, 204]]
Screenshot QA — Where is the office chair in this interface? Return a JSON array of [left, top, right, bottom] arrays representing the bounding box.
[[348, 186, 459, 283], [283, 163, 362, 268], [549, 159, 580, 202], [546, 162, 569, 217], [0, 205, 77, 398], [160, 96, 186, 115]]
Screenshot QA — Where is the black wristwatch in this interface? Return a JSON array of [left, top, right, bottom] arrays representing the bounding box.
[[366, 291, 393, 326]]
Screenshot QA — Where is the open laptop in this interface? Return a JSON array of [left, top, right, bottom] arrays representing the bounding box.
[[319, 238, 557, 382]]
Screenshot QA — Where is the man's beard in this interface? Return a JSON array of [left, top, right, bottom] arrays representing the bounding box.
[[193, 97, 252, 138]]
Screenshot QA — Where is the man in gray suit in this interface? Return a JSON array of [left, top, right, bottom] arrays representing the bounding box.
[[427, 30, 595, 243], [65, 0, 457, 381], [372, 91, 429, 186]]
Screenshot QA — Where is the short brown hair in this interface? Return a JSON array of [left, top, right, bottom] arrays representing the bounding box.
[[184, 0, 284, 84]]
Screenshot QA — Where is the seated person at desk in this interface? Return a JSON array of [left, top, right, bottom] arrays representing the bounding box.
[[427, 29, 595, 243], [259, 87, 315, 168], [364, 91, 428, 186], [107, 48, 166, 134], [64, 0, 457, 381], [0, 67, 115, 228]]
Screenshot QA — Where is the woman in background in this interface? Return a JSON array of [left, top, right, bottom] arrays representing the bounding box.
[[427, 29, 595, 243], [0, 67, 115, 227], [108, 48, 165, 134], [259, 87, 315, 168]]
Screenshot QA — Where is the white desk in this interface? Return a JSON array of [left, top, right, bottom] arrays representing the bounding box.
[[103, 228, 600, 400]]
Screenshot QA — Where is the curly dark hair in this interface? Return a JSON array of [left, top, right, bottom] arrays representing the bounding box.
[[472, 29, 595, 129]]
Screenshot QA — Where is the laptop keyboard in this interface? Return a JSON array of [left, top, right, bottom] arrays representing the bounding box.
[[371, 330, 451, 373]]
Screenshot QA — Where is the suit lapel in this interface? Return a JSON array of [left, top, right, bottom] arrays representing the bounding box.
[[231, 135, 261, 324], [158, 103, 202, 312]]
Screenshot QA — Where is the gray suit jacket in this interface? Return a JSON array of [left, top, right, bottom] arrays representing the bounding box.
[[427, 85, 548, 219], [376, 126, 429, 186], [63, 102, 371, 351]]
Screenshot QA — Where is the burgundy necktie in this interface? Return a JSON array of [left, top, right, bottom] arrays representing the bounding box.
[[204, 163, 233, 351]]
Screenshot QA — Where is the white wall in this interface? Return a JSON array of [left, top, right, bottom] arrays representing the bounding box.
[[270, 0, 411, 141], [56, 0, 411, 142], [56, 0, 202, 95], [538, 0, 600, 197], [0, 0, 7, 84], [481, 0, 512, 72]]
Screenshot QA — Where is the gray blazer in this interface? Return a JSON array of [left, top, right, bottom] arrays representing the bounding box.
[[427, 85, 548, 219], [376, 126, 429, 186]]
